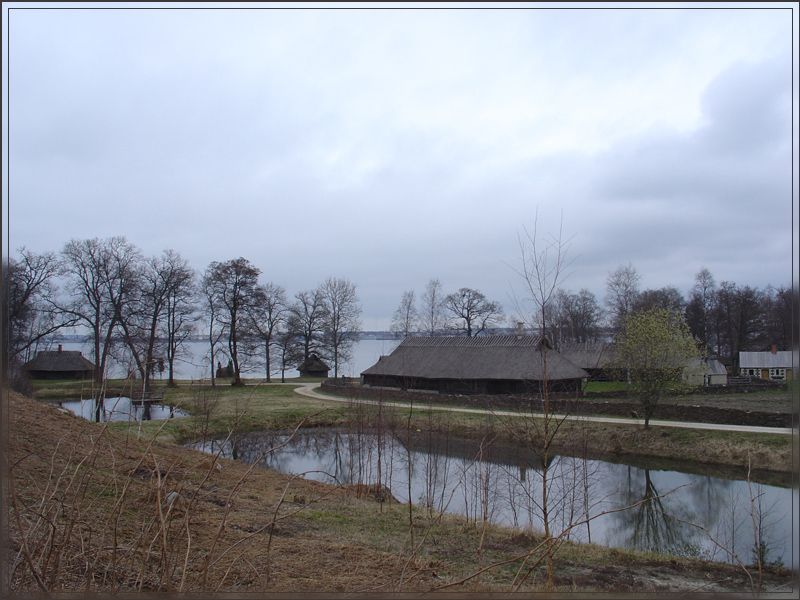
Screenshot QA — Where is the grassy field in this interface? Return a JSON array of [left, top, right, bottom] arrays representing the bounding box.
[[29, 376, 796, 475]]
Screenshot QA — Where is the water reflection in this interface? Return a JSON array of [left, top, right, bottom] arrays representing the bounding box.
[[607, 468, 705, 558], [190, 428, 794, 567], [54, 397, 189, 422]]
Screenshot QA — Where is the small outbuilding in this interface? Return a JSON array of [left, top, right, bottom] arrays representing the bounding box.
[[683, 357, 728, 386], [21, 346, 96, 380], [361, 334, 588, 395], [297, 353, 330, 378]]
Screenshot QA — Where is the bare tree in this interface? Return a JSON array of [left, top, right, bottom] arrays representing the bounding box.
[[635, 286, 685, 315], [287, 288, 330, 365], [101, 238, 148, 384], [685, 267, 717, 354], [507, 210, 575, 590], [443, 287, 504, 337], [125, 250, 196, 390], [762, 284, 797, 351], [568, 289, 602, 343], [154, 250, 196, 386], [420, 279, 445, 337], [391, 290, 418, 339], [200, 269, 226, 387], [245, 282, 288, 382], [546, 288, 602, 347], [320, 277, 362, 378], [203, 258, 261, 386], [2, 248, 70, 375], [605, 263, 641, 333], [60, 237, 143, 420], [712, 282, 766, 371], [274, 328, 303, 382]]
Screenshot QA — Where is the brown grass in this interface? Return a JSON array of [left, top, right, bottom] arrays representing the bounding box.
[[3, 389, 796, 596]]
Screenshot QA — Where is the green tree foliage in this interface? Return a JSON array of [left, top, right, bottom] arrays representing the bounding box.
[[614, 307, 701, 429]]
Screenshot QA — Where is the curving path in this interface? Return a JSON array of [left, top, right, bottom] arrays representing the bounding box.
[[292, 382, 796, 436]]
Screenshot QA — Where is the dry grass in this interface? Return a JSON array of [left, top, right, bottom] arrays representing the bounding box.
[[3, 389, 796, 597]]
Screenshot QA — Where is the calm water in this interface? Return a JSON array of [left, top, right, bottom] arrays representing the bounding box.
[[49, 338, 399, 381], [192, 428, 797, 568], [53, 397, 189, 422]]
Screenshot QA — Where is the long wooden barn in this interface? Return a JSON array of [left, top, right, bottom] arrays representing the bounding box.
[[557, 342, 617, 381], [361, 334, 588, 395]]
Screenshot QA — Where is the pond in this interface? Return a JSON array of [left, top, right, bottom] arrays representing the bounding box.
[[190, 428, 797, 569], [52, 397, 189, 422]]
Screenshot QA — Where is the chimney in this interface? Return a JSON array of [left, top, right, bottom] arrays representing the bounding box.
[[57, 344, 62, 354], [516, 322, 524, 338], [771, 344, 777, 354]]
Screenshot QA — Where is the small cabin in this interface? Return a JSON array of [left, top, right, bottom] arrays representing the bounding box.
[[683, 357, 728, 386], [297, 353, 330, 378], [21, 346, 96, 380]]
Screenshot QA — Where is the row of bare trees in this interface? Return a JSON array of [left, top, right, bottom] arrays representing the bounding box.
[[3, 238, 362, 393], [201, 258, 362, 386], [606, 263, 797, 369], [391, 279, 505, 338], [388, 263, 795, 365]]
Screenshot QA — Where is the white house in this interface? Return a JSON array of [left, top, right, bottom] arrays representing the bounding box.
[[739, 346, 794, 382]]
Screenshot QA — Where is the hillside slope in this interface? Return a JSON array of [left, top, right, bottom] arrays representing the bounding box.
[[3, 391, 795, 596]]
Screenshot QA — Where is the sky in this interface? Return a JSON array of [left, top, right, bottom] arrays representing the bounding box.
[[3, 2, 798, 330]]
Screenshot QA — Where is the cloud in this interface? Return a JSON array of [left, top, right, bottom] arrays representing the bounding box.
[[5, 7, 796, 329]]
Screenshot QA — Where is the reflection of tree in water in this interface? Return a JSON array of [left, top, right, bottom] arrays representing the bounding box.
[[231, 431, 356, 485], [196, 430, 791, 567], [494, 448, 607, 544], [608, 468, 704, 559], [709, 483, 787, 567]]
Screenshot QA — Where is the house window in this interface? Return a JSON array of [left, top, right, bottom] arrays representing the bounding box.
[[740, 368, 760, 377], [769, 368, 785, 380]]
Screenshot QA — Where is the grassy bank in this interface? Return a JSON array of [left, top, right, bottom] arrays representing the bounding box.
[[30, 377, 796, 475], [5, 388, 796, 596]]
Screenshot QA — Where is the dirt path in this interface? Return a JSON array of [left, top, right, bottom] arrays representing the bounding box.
[[294, 383, 795, 435]]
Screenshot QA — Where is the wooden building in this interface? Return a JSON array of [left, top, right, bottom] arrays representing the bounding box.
[[557, 342, 616, 381], [21, 346, 96, 380], [297, 353, 331, 378], [683, 357, 729, 386], [361, 334, 588, 395]]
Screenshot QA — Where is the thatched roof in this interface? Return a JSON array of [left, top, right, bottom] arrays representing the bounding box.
[[297, 354, 330, 372], [362, 335, 588, 381], [558, 342, 616, 370], [22, 350, 96, 373]]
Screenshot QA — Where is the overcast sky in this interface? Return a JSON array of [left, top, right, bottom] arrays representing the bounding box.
[[3, 2, 798, 330]]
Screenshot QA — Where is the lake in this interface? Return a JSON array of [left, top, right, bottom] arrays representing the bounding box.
[[191, 427, 798, 569], [50, 338, 399, 381]]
